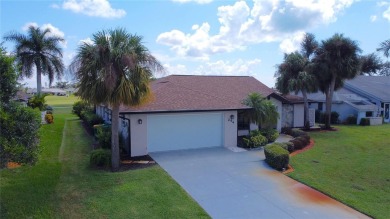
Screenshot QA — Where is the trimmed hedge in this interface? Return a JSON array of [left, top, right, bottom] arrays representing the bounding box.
[[264, 144, 289, 170], [90, 149, 111, 168], [291, 129, 307, 138], [271, 142, 294, 153]]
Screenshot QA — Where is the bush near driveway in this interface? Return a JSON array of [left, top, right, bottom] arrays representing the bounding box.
[[264, 143, 289, 170]]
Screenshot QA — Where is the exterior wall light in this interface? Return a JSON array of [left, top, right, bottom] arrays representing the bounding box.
[[138, 119, 143, 124], [228, 115, 234, 123]]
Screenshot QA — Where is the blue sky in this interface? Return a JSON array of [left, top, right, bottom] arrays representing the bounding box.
[[1, 0, 389, 88]]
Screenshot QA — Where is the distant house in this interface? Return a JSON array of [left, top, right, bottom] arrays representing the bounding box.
[[344, 76, 390, 123], [96, 75, 309, 157], [13, 90, 32, 107], [301, 76, 389, 124], [27, 88, 66, 96]]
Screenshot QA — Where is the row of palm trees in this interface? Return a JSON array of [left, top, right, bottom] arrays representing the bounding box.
[[4, 25, 390, 170], [275, 33, 390, 129], [4, 26, 163, 171]]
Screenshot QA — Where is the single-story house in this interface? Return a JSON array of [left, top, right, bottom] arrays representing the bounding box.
[[298, 76, 389, 125], [344, 76, 390, 123], [27, 88, 67, 96], [96, 75, 310, 157]]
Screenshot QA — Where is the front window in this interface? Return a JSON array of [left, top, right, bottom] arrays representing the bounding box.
[[238, 111, 250, 130], [366, 111, 373, 117]]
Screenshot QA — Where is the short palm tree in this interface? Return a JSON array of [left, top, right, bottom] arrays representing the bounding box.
[[4, 25, 64, 94], [71, 28, 163, 171], [242, 93, 279, 128]]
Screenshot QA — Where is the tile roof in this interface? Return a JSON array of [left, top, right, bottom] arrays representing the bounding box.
[[120, 75, 275, 113]]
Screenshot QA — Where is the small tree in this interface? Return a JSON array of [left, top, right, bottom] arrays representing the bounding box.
[[242, 93, 279, 129], [0, 46, 18, 104]]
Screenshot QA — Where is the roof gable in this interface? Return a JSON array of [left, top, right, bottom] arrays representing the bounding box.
[[120, 75, 275, 113], [344, 76, 390, 102]]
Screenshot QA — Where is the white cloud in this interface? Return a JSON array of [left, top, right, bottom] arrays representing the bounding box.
[[22, 22, 67, 48], [157, 0, 355, 58], [164, 58, 262, 77], [279, 31, 305, 54], [384, 5, 390, 21], [78, 37, 94, 45], [370, 15, 377, 22], [171, 0, 213, 4], [60, 0, 126, 18]]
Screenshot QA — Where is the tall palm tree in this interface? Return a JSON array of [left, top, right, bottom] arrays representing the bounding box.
[[377, 39, 390, 58], [275, 33, 318, 129], [70, 28, 163, 171], [4, 25, 64, 94], [313, 33, 361, 129], [242, 93, 279, 128]]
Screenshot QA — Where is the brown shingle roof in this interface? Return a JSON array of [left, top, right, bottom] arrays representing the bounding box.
[[119, 75, 275, 113]]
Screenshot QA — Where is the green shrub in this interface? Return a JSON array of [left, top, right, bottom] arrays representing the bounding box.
[[96, 125, 111, 149], [72, 100, 92, 117], [331, 111, 340, 124], [0, 102, 41, 167], [291, 129, 307, 138], [260, 128, 279, 143], [297, 136, 309, 146], [84, 112, 104, 128], [359, 118, 370, 126], [264, 144, 289, 170], [281, 127, 292, 135], [243, 130, 268, 148], [27, 94, 48, 111], [90, 149, 111, 168], [345, 115, 357, 124], [282, 142, 295, 153], [290, 138, 305, 150]]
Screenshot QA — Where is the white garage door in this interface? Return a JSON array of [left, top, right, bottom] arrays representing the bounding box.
[[147, 113, 223, 152]]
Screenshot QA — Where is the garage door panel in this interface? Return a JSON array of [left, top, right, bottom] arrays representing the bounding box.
[[148, 113, 223, 152]]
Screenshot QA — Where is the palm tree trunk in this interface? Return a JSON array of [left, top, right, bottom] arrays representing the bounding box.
[[111, 104, 120, 171], [325, 76, 336, 129], [36, 64, 42, 94], [302, 89, 310, 130]]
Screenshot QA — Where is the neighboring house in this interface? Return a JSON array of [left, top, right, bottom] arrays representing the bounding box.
[[278, 94, 316, 128], [96, 75, 307, 157], [27, 88, 67, 96], [344, 76, 390, 123], [13, 90, 32, 107], [300, 76, 389, 125]]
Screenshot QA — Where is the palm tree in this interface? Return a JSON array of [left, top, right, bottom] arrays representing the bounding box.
[[242, 93, 279, 129], [313, 33, 361, 129], [377, 39, 390, 58], [276, 53, 317, 129], [4, 25, 64, 94], [275, 33, 318, 129], [70, 28, 163, 171]]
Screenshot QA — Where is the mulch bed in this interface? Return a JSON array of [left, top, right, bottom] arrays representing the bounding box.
[[119, 155, 157, 171]]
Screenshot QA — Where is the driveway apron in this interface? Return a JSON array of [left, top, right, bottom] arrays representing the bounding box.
[[150, 147, 369, 219]]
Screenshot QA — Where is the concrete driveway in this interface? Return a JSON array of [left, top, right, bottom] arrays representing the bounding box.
[[150, 147, 369, 219]]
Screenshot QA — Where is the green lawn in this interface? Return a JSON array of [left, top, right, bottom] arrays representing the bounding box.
[[0, 98, 209, 218], [288, 125, 390, 219]]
